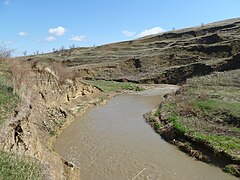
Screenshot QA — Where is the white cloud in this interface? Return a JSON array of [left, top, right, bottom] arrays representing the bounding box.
[[45, 36, 56, 42], [18, 32, 27, 36], [4, 0, 10, 5], [48, 26, 66, 36], [137, 27, 165, 38], [122, 30, 135, 37], [69, 35, 86, 42]]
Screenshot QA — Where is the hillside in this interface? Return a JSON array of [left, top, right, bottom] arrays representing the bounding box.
[[0, 18, 239, 179], [29, 18, 240, 83]]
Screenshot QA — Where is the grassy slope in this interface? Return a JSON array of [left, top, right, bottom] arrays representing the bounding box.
[[155, 69, 240, 163], [184, 70, 240, 158], [0, 151, 44, 180], [0, 61, 44, 179], [0, 62, 19, 125]]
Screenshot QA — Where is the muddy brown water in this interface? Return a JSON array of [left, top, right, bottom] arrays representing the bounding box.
[[54, 85, 237, 180]]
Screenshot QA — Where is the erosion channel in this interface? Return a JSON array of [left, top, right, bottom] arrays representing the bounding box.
[[54, 85, 236, 180]]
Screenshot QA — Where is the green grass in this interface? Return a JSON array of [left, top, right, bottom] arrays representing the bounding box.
[[84, 80, 143, 93], [168, 114, 188, 135], [194, 98, 240, 117], [153, 108, 161, 117], [155, 70, 240, 167], [0, 63, 19, 125], [193, 133, 240, 156], [194, 99, 218, 111], [187, 70, 240, 88], [154, 123, 161, 130], [0, 150, 44, 180]]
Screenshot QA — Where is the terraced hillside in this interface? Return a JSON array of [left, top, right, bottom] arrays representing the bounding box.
[[1, 18, 239, 179], [30, 18, 240, 83]]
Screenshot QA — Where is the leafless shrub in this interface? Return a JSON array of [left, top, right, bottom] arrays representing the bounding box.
[[59, 46, 65, 51], [33, 51, 39, 55], [0, 43, 14, 59], [22, 50, 27, 56], [8, 59, 33, 100], [69, 44, 76, 49]]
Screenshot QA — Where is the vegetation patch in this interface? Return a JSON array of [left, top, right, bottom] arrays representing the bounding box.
[[84, 80, 143, 93], [168, 114, 188, 135], [151, 70, 240, 176], [0, 62, 19, 125], [0, 150, 44, 180], [154, 123, 161, 130], [153, 108, 161, 117], [193, 133, 240, 156], [224, 164, 240, 177]]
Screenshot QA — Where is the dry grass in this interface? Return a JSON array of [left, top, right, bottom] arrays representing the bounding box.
[[158, 70, 240, 159], [0, 61, 19, 125]]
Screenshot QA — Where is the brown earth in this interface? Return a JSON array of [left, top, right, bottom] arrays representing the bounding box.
[[0, 18, 240, 179], [0, 59, 107, 179]]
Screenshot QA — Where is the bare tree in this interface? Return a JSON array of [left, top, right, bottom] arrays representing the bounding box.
[[23, 50, 27, 56], [0, 43, 14, 58], [69, 44, 76, 49], [33, 50, 39, 55], [59, 46, 65, 51]]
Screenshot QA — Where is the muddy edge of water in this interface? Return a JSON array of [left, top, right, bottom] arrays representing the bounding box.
[[54, 85, 237, 180]]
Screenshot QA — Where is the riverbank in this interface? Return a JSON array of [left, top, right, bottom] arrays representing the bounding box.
[[144, 69, 240, 177], [0, 58, 145, 179], [1, 18, 239, 179], [54, 85, 236, 180], [1, 57, 239, 179], [48, 80, 144, 148], [0, 61, 45, 179]]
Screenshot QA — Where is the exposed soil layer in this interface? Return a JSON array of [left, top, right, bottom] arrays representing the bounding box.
[[0, 18, 240, 179], [0, 59, 106, 179]]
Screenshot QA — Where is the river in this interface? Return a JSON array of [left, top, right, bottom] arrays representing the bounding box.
[[54, 85, 236, 180]]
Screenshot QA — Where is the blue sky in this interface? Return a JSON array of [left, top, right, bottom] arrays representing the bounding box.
[[1, 0, 240, 56]]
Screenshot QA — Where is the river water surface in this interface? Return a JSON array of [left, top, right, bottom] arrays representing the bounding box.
[[54, 85, 237, 180]]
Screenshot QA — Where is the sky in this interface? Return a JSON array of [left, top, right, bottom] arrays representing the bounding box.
[[1, 0, 240, 56]]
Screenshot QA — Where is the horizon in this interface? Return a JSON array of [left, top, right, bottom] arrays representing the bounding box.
[[1, 0, 240, 56]]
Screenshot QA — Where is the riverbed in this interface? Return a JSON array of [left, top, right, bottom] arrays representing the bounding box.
[[54, 85, 236, 180]]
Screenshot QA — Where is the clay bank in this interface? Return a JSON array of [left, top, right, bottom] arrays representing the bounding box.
[[54, 86, 236, 180], [0, 18, 239, 179]]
